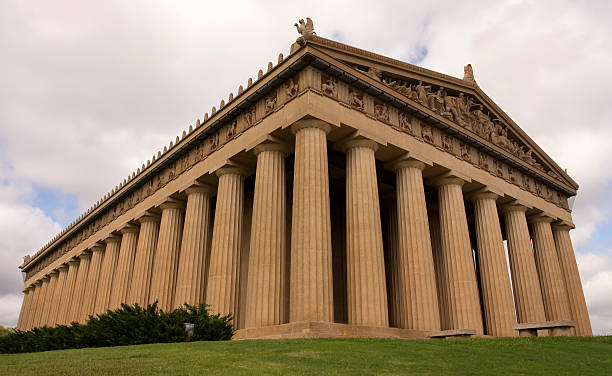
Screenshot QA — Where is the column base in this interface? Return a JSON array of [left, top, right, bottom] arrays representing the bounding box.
[[233, 321, 427, 340]]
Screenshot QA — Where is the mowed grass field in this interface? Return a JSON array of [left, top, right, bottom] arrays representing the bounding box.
[[1, 336, 610, 375]]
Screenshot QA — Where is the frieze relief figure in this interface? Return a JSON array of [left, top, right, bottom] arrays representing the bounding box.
[[374, 101, 389, 121], [421, 125, 434, 144], [321, 75, 338, 97], [286, 76, 299, 98], [265, 93, 277, 113], [398, 112, 414, 134], [349, 88, 364, 110]]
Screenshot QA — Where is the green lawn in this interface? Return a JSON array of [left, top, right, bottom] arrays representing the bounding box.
[[1, 336, 610, 375]]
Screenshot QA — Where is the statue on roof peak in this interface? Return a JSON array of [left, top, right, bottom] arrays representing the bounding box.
[[295, 17, 316, 38], [463, 63, 476, 84]]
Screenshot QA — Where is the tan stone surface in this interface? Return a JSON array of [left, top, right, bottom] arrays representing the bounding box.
[[344, 139, 388, 327], [93, 236, 121, 314], [68, 252, 92, 323], [530, 216, 572, 322], [392, 158, 441, 331], [428, 203, 450, 331], [433, 175, 483, 334], [109, 225, 140, 310], [552, 224, 592, 336], [58, 258, 79, 324], [384, 195, 401, 328], [16, 288, 30, 330], [233, 321, 426, 340], [49, 265, 68, 326], [207, 167, 245, 317], [173, 185, 215, 309], [41, 271, 59, 326], [501, 203, 546, 325], [26, 281, 42, 330], [246, 143, 288, 328], [150, 200, 185, 312], [80, 244, 105, 322], [127, 215, 160, 307], [469, 190, 516, 336], [289, 119, 334, 323], [34, 277, 50, 328]]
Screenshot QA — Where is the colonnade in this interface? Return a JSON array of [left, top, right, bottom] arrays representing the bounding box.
[[16, 119, 592, 337]]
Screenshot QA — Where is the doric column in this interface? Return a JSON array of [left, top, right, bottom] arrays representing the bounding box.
[[500, 203, 546, 324], [49, 265, 68, 326], [17, 287, 31, 330], [33, 276, 50, 328], [127, 214, 160, 307], [42, 271, 59, 327], [245, 142, 288, 328], [150, 199, 185, 312], [94, 235, 121, 314], [391, 157, 440, 331], [432, 173, 483, 333], [26, 281, 42, 329], [343, 138, 388, 327], [108, 225, 140, 310], [58, 258, 80, 324], [173, 185, 215, 309], [289, 119, 334, 323], [530, 215, 572, 322], [68, 252, 91, 323], [384, 194, 402, 328], [468, 189, 516, 337], [207, 167, 246, 317], [552, 223, 592, 336], [80, 244, 105, 322], [428, 203, 450, 330]]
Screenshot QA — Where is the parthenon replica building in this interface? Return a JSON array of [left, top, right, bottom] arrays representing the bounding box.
[[16, 20, 592, 339]]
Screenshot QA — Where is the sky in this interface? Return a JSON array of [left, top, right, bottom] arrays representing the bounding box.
[[1, 0, 611, 334]]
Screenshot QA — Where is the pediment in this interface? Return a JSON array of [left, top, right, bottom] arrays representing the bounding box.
[[299, 36, 577, 195]]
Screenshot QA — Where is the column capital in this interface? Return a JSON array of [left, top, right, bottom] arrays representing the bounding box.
[[58, 263, 69, 271], [34, 280, 42, 286], [499, 200, 531, 214], [104, 233, 122, 244], [49, 269, 59, 277], [528, 212, 555, 224], [159, 198, 186, 211], [136, 211, 161, 224], [552, 220, 575, 231], [68, 257, 80, 266], [120, 223, 140, 234], [337, 137, 378, 153], [253, 141, 291, 157], [78, 250, 93, 259], [185, 182, 216, 196], [42, 274, 51, 282], [290, 118, 332, 134], [216, 165, 249, 177], [429, 171, 471, 188], [386, 152, 432, 172], [466, 186, 504, 202], [90, 242, 106, 252]]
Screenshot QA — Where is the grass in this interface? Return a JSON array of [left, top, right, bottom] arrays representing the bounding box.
[[1, 336, 610, 375]]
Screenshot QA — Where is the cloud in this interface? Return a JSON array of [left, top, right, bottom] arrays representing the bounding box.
[[0, 0, 610, 334]]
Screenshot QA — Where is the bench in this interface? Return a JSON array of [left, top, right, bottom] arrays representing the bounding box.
[[512, 320, 576, 337], [426, 329, 476, 339]]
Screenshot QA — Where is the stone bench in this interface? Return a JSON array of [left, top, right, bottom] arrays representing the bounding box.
[[513, 320, 576, 337], [425, 329, 476, 339]]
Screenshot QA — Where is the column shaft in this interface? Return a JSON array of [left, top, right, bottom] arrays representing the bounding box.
[[174, 186, 214, 309], [345, 139, 388, 327], [428, 204, 450, 330], [246, 145, 287, 328], [58, 259, 80, 324], [289, 120, 334, 323], [471, 192, 516, 336], [109, 227, 139, 310], [394, 160, 441, 331], [94, 237, 121, 314], [434, 176, 483, 333], [553, 225, 592, 336], [531, 218, 572, 321], [150, 201, 185, 312], [49, 265, 68, 326], [68, 253, 91, 323], [34, 277, 50, 328], [127, 215, 160, 306], [26, 282, 42, 329], [206, 168, 245, 317], [385, 196, 402, 328], [80, 245, 105, 322], [17, 289, 30, 330], [502, 205, 546, 324], [42, 272, 59, 326]]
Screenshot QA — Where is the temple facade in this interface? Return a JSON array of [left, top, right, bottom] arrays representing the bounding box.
[[16, 22, 592, 339]]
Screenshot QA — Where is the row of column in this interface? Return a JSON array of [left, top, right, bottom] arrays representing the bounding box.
[[16, 118, 591, 337]]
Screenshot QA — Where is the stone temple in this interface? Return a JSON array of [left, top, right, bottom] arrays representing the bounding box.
[[16, 19, 591, 339]]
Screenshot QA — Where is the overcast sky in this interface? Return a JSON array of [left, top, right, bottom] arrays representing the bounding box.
[[1, 0, 610, 335]]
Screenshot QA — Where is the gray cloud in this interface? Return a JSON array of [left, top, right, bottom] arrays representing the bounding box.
[[1, 0, 610, 333]]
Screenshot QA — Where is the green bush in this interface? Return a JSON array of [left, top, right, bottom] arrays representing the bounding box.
[[0, 302, 233, 354]]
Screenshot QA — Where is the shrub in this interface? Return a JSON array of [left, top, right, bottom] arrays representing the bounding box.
[[0, 302, 233, 354]]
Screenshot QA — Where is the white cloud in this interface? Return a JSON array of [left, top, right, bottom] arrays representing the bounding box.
[[0, 0, 610, 334]]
